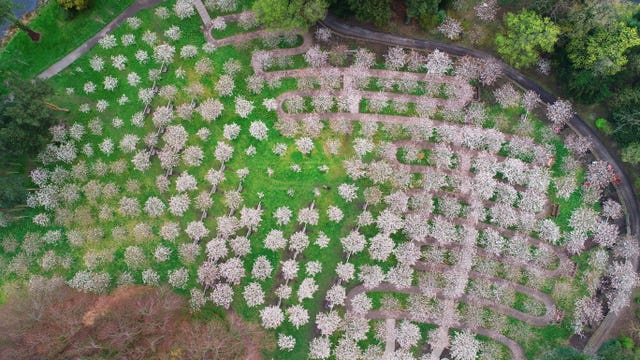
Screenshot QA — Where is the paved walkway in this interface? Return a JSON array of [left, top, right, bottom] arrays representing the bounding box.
[[192, 0, 211, 26], [37, 0, 166, 80], [320, 14, 640, 355], [382, 318, 396, 359], [191, 0, 214, 43]]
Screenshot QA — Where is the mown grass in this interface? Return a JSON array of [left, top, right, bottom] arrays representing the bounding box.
[[0, 0, 136, 78]]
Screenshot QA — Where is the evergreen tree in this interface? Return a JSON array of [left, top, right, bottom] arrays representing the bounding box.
[[0, 76, 56, 159]]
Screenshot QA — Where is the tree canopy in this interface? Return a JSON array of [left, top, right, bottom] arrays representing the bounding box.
[[346, 0, 392, 26], [56, 0, 90, 11], [621, 143, 640, 165], [609, 86, 640, 146], [567, 21, 640, 76], [406, 0, 440, 19], [0, 0, 16, 22], [495, 10, 560, 69], [0, 76, 56, 159], [253, 0, 328, 30]]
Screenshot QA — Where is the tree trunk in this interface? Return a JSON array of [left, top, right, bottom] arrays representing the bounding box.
[[14, 20, 40, 42]]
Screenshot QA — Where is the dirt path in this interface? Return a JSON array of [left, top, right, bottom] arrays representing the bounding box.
[[348, 284, 527, 360], [192, 0, 211, 27], [367, 309, 526, 360], [383, 318, 396, 359]]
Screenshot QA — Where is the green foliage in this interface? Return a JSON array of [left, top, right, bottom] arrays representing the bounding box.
[[0, 0, 17, 22], [327, 0, 353, 18], [609, 86, 640, 146], [622, 143, 640, 165], [253, 0, 328, 30], [565, 69, 613, 104], [0, 174, 26, 209], [595, 118, 613, 134], [495, 10, 560, 69], [56, 0, 90, 11], [418, 9, 444, 30], [631, 8, 640, 31], [621, 336, 636, 349], [598, 338, 640, 360], [540, 346, 593, 360], [346, 0, 392, 26], [406, 0, 440, 19], [0, 76, 56, 159], [0, 0, 35, 34], [567, 21, 640, 76]]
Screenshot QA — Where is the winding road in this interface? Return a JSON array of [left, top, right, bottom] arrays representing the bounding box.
[[319, 14, 640, 355]]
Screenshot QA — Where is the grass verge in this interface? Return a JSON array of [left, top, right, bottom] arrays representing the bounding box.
[[0, 0, 135, 78]]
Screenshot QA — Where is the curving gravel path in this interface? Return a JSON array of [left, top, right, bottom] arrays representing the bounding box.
[[319, 14, 640, 355], [347, 283, 528, 359]]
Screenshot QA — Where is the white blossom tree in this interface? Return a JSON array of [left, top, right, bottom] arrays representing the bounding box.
[[359, 265, 385, 289], [309, 336, 331, 359], [474, 0, 499, 22], [350, 293, 373, 316], [287, 304, 310, 328], [340, 230, 366, 258], [198, 98, 224, 122], [396, 321, 421, 349], [264, 229, 287, 251], [214, 141, 235, 164], [494, 83, 521, 108], [252, 255, 273, 280], [547, 99, 574, 130], [244, 282, 265, 307], [235, 96, 254, 118], [325, 284, 346, 307], [305, 45, 329, 68], [450, 330, 481, 360], [249, 121, 269, 140], [338, 183, 358, 202], [438, 17, 463, 40], [261, 305, 285, 329], [426, 49, 452, 75], [327, 205, 344, 222], [274, 206, 293, 226], [211, 283, 234, 308], [295, 137, 314, 155], [216, 75, 235, 97], [384, 46, 406, 70], [278, 334, 296, 351], [298, 206, 319, 226], [298, 277, 319, 301], [282, 259, 300, 282]]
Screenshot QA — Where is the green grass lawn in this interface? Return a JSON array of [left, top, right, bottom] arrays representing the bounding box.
[[0, 0, 136, 78]]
